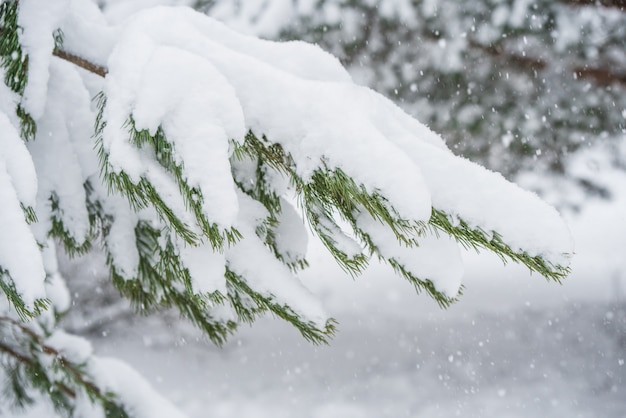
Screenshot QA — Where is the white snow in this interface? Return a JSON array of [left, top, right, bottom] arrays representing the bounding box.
[[42, 243, 71, 313], [59, 0, 119, 69], [103, 195, 140, 280], [0, 113, 46, 309], [17, 0, 69, 119], [131, 46, 245, 229], [28, 59, 92, 247], [45, 330, 93, 364], [176, 235, 227, 295], [272, 198, 309, 265], [88, 356, 188, 418], [0, 113, 38, 208]]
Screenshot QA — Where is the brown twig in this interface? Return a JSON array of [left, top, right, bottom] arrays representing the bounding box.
[[574, 66, 626, 86], [562, 0, 626, 10], [53, 48, 107, 78], [469, 39, 626, 87]]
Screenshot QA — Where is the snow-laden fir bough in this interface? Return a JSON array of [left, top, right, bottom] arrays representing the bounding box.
[[0, 1, 573, 416]]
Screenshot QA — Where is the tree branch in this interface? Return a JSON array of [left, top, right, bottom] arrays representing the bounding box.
[[53, 48, 107, 77], [0, 341, 33, 367], [574, 66, 626, 86], [470, 39, 626, 87], [561, 0, 626, 10], [0, 316, 102, 400], [0, 341, 77, 399]]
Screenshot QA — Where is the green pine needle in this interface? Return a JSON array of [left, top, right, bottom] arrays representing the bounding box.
[[429, 208, 570, 282]]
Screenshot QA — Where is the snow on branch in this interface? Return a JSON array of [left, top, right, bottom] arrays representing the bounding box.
[[0, 1, 574, 414], [24, 4, 574, 313]]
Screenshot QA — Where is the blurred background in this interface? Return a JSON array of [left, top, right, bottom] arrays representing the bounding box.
[[60, 0, 626, 417]]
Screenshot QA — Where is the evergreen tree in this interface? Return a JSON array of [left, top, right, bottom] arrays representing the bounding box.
[[0, 0, 571, 416]]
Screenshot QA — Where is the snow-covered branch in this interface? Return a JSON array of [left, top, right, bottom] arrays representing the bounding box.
[[0, 0, 576, 415]]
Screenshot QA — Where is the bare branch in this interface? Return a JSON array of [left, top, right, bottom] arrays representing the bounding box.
[[470, 40, 626, 87], [561, 0, 626, 10], [574, 66, 626, 86], [53, 48, 107, 78]]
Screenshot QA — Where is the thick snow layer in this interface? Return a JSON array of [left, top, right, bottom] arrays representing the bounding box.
[[1, 0, 574, 329], [0, 70, 21, 127], [103, 195, 140, 280], [98, 6, 571, 291], [131, 46, 245, 228], [176, 235, 227, 295], [347, 86, 574, 266], [17, 0, 70, 119], [0, 113, 45, 308], [272, 198, 309, 265], [0, 164, 46, 308], [0, 113, 37, 208], [45, 330, 93, 364], [28, 59, 93, 246], [88, 356, 188, 418], [42, 243, 71, 313], [102, 0, 195, 24], [59, 0, 119, 69]]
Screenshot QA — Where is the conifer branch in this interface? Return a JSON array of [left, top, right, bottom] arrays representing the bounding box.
[[1, 317, 95, 394], [0, 338, 79, 399], [0, 341, 33, 368], [0, 316, 126, 414]]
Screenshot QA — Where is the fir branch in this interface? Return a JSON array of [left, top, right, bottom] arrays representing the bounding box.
[[0, 316, 127, 416], [237, 132, 431, 275], [231, 148, 309, 271], [0, 0, 36, 140], [19, 204, 37, 224], [104, 221, 238, 346], [0, 341, 78, 401], [0, 1, 27, 95], [429, 208, 570, 282], [48, 193, 92, 257], [225, 268, 337, 344], [94, 96, 241, 249], [0, 341, 33, 368], [50, 23, 108, 78], [386, 258, 461, 308], [0, 270, 49, 321], [239, 132, 571, 288]]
